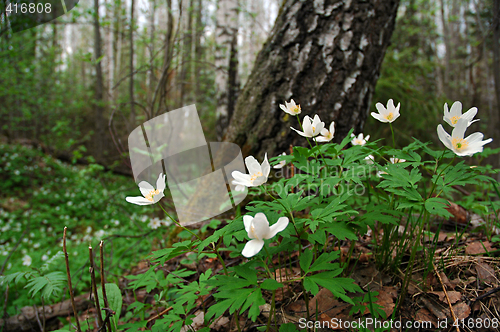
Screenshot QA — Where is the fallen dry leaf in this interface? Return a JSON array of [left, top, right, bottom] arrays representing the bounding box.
[[373, 286, 397, 317], [450, 302, 471, 320], [429, 291, 461, 304], [415, 308, 438, 328], [475, 262, 497, 284], [465, 241, 493, 255], [445, 201, 468, 225]]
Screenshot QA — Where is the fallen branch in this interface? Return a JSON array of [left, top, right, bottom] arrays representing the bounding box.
[[0, 293, 91, 332]]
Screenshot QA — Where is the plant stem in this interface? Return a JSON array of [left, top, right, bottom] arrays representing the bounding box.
[[89, 245, 104, 329], [63, 227, 81, 332], [100, 241, 112, 332], [389, 123, 396, 148], [159, 203, 201, 241]]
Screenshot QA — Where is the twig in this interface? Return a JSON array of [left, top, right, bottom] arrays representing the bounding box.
[[100, 241, 112, 332], [146, 306, 173, 323], [33, 305, 43, 332], [474, 286, 500, 302], [97, 308, 115, 332], [89, 246, 104, 330], [63, 227, 81, 332], [433, 263, 459, 332]]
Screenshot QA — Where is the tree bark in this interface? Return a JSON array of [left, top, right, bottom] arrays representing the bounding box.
[[129, 0, 136, 125], [93, 0, 106, 160], [224, 0, 400, 158], [215, 0, 239, 139]]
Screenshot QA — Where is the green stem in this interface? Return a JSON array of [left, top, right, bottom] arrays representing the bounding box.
[[389, 123, 396, 148], [296, 114, 320, 164], [158, 203, 201, 241]]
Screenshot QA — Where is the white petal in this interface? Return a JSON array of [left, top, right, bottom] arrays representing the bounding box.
[[242, 239, 265, 258], [365, 135, 370, 141], [461, 107, 478, 122], [437, 125, 452, 150], [387, 99, 396, 112], [138, 181, 154, 197], [443, 116, 454, 127], [464, 132, 484, 145], [243, 215, 253, 233], [452, 118, 468, 140], [126, 196, 154, 205], [329, 122, 335, 134], [266, 217, 289, 239], [390, 112, 401, 122], [291, 127, 311, 137], [153, 192, 164, 203], [450, 101, 462, 117], [156, 173, 166, 192], [443, 103, 450, 117], [232, 171, 252, 183], [234, 185, 246, 192], [245, 156, 262, 175], [371, 112, 388, 123], [375, 102, 388, 116], [394, 102, 401, 114], [261, 153, 270, 178]]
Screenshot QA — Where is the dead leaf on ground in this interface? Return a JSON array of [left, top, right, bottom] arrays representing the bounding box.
[[308, 288, 351, 321], [465, 241, 493, 255], [415, 308, 438, 328], [476, 262, 497, 284], [445, 201, 468, 225], [429, 291, 461, 304], [372, 286, 397, 317], [446, 302, 471, 320]]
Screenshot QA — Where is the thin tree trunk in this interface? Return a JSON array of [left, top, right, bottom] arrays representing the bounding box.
[[224, 0, 400, 158], [129, 0, 136, 125], [194, 0, 203, 101], [179, 0, 194, 105], [215, 0, 239, 139], [93, 0, 105, 160], [492, 0, 500, 176]]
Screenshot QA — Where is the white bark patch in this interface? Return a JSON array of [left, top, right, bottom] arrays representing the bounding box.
[[342, 13, 353, 30], [343, 70, 360, 93], [360, 35, 369, 50], [325, 2, 342, 16], [344, 50, 352, 61], [367, 9, 375, 17], [343, 0, 352, 10], [340, 31, 353, 51], [313, 0, 324, 14], [356, 52, 364, 67], [287, 2, 302, 21], [318, 23, 340, 73], [307, 16, 318, 33], [334, 102, 342, 111], [282, 18, 300, 46], [296, 40, 313, 72], [379, 30, 384, 45]]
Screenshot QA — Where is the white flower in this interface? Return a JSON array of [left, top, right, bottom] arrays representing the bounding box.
[[242, 213, 289, 258], [231, 154, 270, 191], [273, 152, 287, 169], [41, 254, 49, 261], [316, 121, 335, 142], [148, 218, 162, 229], [291, 115, 325, 138], [280, 99, 301, 115], [437, 118, 492, 156], [351, 133, 370, 146], [126, 173, 166, 205], [389, 157, 406, 164], [22, 255, 32, 266], [443, 101, 478, 127], [365, 155, 374, 164], [371, 99, 400, 123]]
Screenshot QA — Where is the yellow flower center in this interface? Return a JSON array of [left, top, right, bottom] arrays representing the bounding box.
[[450, 116, 460, 125], [292, 106, 301, 114], [385, 113, 394, 121], [312, 126, 316, 132], [452, 138, 469, 151], [250, 224, 258, 239], [250, 172, 263, 182], [145, 189, 160, 202]]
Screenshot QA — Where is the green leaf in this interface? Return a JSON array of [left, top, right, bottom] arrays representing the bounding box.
[[300, 250, 313, 273], [279, 323, 299, 331], [97, 283, 123, 328], [307, 274, 361, 304], [425, 197, 453, 218], [260, 279, 283, 291], [25, 272, 66, 299]]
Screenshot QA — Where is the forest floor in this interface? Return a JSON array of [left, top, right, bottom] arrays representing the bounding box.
[[1, 142, 500, 332]]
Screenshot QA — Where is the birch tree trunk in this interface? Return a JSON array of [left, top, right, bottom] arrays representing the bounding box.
[[215, 0, 239, 139], [93, 0, 106, 159], [224, 0, 400, 158]]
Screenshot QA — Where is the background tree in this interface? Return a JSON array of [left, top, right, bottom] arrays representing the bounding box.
[[224, 0, 400, 157]]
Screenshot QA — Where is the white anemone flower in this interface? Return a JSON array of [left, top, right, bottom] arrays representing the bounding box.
[[273, 152, 287, 169], [389, 157, 406, 164], [126, 173, 166, 205], [242, 213, 289, 258], [371, 99, 400, 123], [351, 133, 370, 146], [365, 155, 375, 164], [291, 115, 325, 138], [443, 101, 479, 127], [437, 118, 492, 156], [22, 255, 32, 266], [280, 99, 301, 115], [231, 154, 270, 191], [316, 121, 335, 142]]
